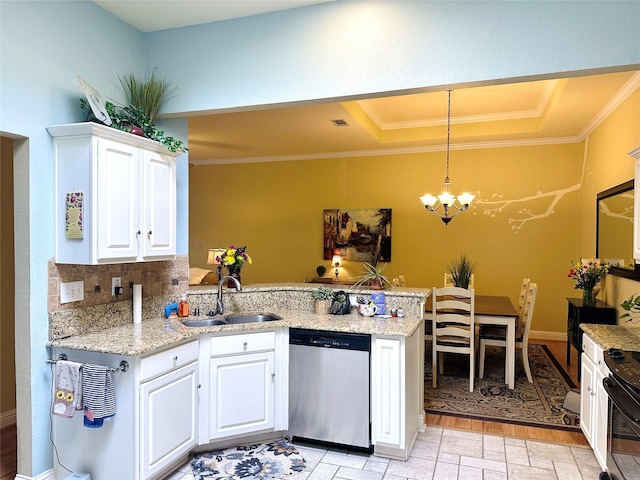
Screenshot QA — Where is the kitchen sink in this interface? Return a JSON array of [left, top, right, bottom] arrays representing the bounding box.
[[225, 313, 283, 324], [182, 313, 282, 327], [182, 318, 228, 327]]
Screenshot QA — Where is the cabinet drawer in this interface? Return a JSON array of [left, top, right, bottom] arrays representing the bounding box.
[[210, 331, 275, 356], [140, 340, 198, 382], [582, 333, 597, 363]]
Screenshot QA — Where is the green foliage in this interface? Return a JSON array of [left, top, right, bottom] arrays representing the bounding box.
[[80, 99, 187, 153], [316, 265, 327, 277], [118, 71, 175, 123], [447, 254, 477, 289], [620, 293, 640, 322], [311, 286, 334, 301], [352, 262, 392, 289]]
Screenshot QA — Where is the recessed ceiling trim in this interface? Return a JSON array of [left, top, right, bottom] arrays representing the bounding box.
[[356, 80, 560, 131], [578, 71, 640, 141], [190, 136, 580, 165]]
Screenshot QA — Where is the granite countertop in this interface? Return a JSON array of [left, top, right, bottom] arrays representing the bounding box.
[[48, 309, 424, 357], [580, 323, 640, 351]]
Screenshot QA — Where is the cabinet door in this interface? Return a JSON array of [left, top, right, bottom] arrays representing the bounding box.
[[580, 353, 595, 446], [140, 361, 198, 479], [96, 138, 139, 262], [209, 351, 275, 440], [371, 336, 403, 448], [594, 366, 609, 470], [140, 150, 176, 260]]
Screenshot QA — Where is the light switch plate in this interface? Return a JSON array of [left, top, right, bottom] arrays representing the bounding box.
[[60, 281, 84, 303]]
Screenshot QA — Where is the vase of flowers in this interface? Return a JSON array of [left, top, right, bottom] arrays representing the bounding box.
[[567, 259, 609, 307], [216, 245, 252, 287]]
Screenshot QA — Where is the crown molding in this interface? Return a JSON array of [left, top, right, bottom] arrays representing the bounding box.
[[190, 136, 580, 165], [579, 71, 640, 141]]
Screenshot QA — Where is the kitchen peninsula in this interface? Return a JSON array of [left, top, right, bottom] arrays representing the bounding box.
[[48, 283, 428, 480]]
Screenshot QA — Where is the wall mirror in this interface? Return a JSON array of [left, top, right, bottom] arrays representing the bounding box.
[[596, 180, 640, 279]]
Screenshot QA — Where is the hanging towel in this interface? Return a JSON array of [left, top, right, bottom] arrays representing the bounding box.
[[52, 360, 82, 418], [82, 363, 116, 428]]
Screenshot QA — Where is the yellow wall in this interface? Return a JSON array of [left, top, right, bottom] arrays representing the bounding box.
[[190, 142, 583, 334], [189, 89, 639, 335], [1, 136, 16, 415], [583, 89, 640, 313]]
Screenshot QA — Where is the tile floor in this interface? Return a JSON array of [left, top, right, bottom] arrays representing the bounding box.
[[166, 426, 603, 480]]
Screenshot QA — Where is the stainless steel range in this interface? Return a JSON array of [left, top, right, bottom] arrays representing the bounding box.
[[602, 348, 640, 480]]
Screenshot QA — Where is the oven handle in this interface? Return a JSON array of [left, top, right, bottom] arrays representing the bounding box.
[[603, 376, 640, 425]]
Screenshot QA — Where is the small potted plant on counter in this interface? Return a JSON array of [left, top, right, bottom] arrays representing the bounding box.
[[311, 286, 334, 314], [352, 262, 392, 290]]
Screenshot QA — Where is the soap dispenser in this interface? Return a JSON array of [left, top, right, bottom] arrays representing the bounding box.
[[178, 294, 189, 318]]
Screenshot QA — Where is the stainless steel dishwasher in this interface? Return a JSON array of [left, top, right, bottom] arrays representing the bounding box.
[[288, 328, 372, 451]]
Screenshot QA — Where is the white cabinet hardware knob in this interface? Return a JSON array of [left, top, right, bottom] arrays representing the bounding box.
[[173, 356, 178, 362]]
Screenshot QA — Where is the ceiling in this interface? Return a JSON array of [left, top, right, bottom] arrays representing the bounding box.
[[188, 71, 640, 163], [93, 1, 640, 164], [93, 0, 334, 32]]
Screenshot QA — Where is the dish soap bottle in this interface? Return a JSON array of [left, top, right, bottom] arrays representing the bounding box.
[[178, 294, 189, 318]]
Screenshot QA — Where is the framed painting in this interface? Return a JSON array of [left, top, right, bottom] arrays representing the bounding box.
[[323, 208, 392, 263]]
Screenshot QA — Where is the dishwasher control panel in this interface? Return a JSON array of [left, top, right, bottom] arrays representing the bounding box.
[[289, 328, 370, 351]]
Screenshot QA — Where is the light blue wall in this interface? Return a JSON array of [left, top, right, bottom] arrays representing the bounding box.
[[1, 1, 145, 477], [146, 0, 640, 115], [1, 0, 639, 477]]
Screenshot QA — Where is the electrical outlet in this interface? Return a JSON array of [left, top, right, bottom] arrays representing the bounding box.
[[61, 281, 84, 304], [112, 277, 122, 295]]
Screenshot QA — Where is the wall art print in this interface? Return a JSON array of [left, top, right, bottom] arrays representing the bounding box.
[[323, 208, 392, 263]]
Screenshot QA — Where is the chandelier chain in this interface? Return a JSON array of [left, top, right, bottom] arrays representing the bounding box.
[[445, 89, 451, 182]]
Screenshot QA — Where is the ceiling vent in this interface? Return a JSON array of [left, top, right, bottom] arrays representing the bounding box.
[[330, 119, 350, 127]]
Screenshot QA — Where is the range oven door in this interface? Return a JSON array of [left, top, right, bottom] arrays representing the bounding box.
[[603, 376, 640, 480]]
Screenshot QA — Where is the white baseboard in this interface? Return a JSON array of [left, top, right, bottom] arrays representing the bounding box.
[[15, 468, 55, 480], [0, 408, 16, 428], [529, 330, 567, 342]]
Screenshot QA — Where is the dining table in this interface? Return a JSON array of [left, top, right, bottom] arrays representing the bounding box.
[[425, 294, 519, 389]]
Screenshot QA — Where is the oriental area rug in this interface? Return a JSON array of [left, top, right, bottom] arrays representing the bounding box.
[[190, 439, 307, 480], [425, 344, 580, 431]]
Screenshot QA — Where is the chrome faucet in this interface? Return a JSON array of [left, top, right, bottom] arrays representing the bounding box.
[[215, 275, 242, 315]]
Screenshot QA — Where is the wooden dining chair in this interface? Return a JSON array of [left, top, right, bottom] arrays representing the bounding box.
[[517, 278, 531, 315], [444, 273, 475, 289], [431, 286, 475, 392], [479, 282, 538, 383]]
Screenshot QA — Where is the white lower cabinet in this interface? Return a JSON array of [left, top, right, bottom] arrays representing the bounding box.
[[371, 326, 423, 460], [51, 340, 199, 480], [200, 328, 288, 445], [139, 344, 199, 479], [209, 351, 275, 438], [580, 332, 609, 470]]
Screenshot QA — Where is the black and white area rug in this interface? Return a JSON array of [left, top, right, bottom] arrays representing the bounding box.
[[190, 439, 307, 480]]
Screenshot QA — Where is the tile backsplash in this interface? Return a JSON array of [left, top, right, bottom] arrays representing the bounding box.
[[48, 255, 189, 312], [48, 255, 189, 339]]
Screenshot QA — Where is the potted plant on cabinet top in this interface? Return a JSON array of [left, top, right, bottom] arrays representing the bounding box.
[[311, 286, 334, 314], [446, 254, 477, 289], [79, 72, 187, 153], [352, 262, 392, 290]]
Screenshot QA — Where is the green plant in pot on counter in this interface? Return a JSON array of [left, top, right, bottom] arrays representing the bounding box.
[[352, 262, 392, 290], [311, 286, 334, 315], [446, 254, 477, 289]]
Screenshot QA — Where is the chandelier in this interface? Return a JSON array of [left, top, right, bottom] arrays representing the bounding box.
[[419, 90, 474, 225]]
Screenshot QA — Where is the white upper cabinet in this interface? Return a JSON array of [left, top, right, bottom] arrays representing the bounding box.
[[48, 123, 179, 264]]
